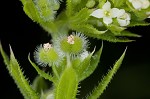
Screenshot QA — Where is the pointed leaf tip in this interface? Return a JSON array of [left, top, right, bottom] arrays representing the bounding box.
[[87, 47, 127, 99]]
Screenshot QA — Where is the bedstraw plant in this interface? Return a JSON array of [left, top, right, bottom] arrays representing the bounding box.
[[0, 0, 150, 99]]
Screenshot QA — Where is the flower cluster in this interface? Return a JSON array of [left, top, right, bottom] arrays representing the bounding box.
[[90, 1, 131, 26]]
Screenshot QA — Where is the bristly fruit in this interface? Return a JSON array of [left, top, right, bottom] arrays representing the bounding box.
[[54, 32, 89, 56], [34, 43, 63, 67]]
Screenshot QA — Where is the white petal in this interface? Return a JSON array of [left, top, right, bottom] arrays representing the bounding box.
[[132, 0, 142, 10], [102, 1, 111, 11], [125, 13, 131, 20], [142, 0, 150, 9], [118, 9, 126, 17], [110, 8, 120, 18], [90, 9, 104, 18], [103, 17, 112, 25], [129, 0, 133, 2], [117, 19, 130, 26]]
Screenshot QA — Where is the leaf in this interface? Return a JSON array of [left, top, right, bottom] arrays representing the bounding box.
[[33, 0, 57, 22], [55, 67, 78, 99], [71, 23, 134, 42], [87, 48, 127, 99], [32, 75, 49, 94], [54, 57, 67, 77], [107, 24, 126, 34], [72, 24, 106, 35], [80, 43, 103, 81], [86, 31, 134, 42], [8, 46, 39, 99], [77, 50, 94, 81], [66, 0, 73, 16], [115, 30, 141, 37], [112, 0, 126, 7], [74, 0, 88, 12], [0, 43, 9, 69], [98, 0, 106, 8], [66, 0, 87, 17], [70, 8, 91, 24], [20, 0, 40, 22], [28, 55, 55, 84], [129, 21, 150, 27]]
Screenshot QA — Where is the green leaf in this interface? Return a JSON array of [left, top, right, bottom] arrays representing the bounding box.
[[20, 0, 40, 22], [86, 0, 96, 8], [9, 46, 39, 99], [55, 67, 78, 99], [33, 0, 57, 22], [77, 50, 94, 81], [115, 30, 141, 37], [66, 0, 73, 16], [70, 8, 91, 24], [80, 43, 103, 81], [87, 48, 127, 99], [72, 58, 81, 70], [28, 55, 55, 84], [112, 0, 126, 7], [72, 24, 106, 35], [71, 23, 134, 42], [66, 0, 87, 17], [98, 0, 106, 8], [107, 24, 126, 34], [0, 43, 9, 69], [32, 75, 49, 94], [86, 31, 134, 42], [74, 0, 88, 12], [129, 21, 150, 27], [54, 57, 67, 77]]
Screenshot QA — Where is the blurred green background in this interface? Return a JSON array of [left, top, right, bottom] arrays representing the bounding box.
[[0, 0, 150, 99]]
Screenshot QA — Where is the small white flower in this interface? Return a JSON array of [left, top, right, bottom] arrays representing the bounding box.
[[117, 9, 131, 26], [67, 35, 74, 44], [129, 0, 150, 10], [43, 43, 52, 51], [90, 1, 120, 25]]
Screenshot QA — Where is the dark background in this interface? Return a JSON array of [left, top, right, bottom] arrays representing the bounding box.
[[0, 0, 150, 99]]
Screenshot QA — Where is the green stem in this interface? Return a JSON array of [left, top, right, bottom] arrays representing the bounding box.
[[52, 65, 59, 80], [66, 53, 71, 68]]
